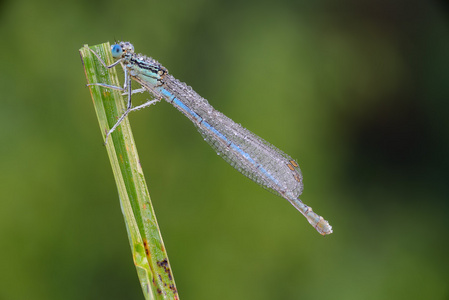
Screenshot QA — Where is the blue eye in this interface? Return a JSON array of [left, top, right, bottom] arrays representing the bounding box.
[[111, 44, 123, 58]]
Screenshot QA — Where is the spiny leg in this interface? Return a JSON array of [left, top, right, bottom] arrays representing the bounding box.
[[87, 82, 146, 95], [86, 45, 131, 93], [128, 98, 160, 112], [104, 71, 133, 144], [104, 97, 161, 144], [87, 64, 128, 92], [86, 46, 122, 69], [88, 82, 124, 91]]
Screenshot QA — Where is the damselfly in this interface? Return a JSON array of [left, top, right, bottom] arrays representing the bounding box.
[[87, 42, 333, 235]]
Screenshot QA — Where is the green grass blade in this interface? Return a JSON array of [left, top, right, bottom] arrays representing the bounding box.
[[80, 42, 179, 300]]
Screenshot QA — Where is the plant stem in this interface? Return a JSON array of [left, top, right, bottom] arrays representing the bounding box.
[[80, 42, 178, 300]]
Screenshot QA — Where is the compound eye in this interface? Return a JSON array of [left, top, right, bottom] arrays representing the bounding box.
[[111, 44, 123, 58]]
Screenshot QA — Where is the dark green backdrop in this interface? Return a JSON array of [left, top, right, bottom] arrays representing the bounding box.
[[1, 0, 448, 299]]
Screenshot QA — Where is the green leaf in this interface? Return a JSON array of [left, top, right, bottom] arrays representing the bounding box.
[[80, 42, 179, 300]]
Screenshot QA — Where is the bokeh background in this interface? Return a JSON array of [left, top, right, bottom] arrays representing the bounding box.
[[1, 0, 448, 299]]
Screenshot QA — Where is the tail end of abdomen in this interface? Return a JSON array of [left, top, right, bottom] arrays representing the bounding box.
[[289, 197, 333, 236]]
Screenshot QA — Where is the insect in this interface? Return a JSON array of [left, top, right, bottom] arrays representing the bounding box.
[[87, 42, 333, 235]]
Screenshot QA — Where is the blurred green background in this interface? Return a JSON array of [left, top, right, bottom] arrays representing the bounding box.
[[1, 0, 448, 299]]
